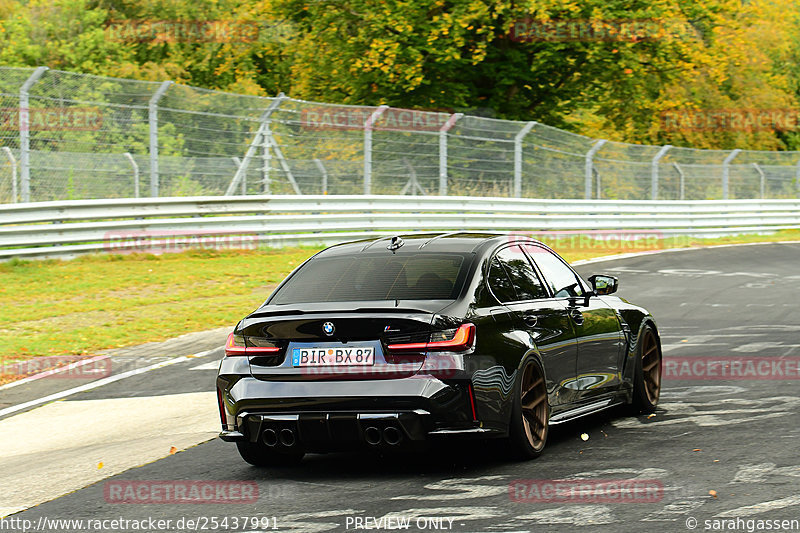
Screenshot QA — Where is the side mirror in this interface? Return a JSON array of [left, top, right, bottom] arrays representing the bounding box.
[[588, 274, 619, 295]]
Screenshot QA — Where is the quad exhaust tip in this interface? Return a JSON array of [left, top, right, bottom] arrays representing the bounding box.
[[364, 426, 382, 445], [279, 428, 296, 447], [262, 427, 297, 448], [383, 426, 402, 446], [262, 428, 278, 447]]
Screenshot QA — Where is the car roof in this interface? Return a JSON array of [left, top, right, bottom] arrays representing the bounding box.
[[314, 232, 546, 258]]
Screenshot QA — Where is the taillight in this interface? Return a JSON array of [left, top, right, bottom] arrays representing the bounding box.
[[225, 333, 247, 356], [225, 332, 281, 357], [388, 323, 476, 352]]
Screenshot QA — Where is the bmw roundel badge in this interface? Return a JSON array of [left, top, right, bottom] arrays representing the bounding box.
[[322, 322, 335, 336]]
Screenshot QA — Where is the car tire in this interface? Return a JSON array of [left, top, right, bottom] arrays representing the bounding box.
[[630, 323, 662, 414], [236, 441, 304, 467], [507, 358, 550, 459]]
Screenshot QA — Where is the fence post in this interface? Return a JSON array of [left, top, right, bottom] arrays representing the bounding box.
[[123, 152, 139, 198], [673, 162, 685, 200], [585, 139, 607, 199], [363, 105, 388, 195], [650, 145, 672, 200], [314, 158, 328, 194], [722, 149, 741, 200], [148, 80, 173, 197], [513, 121, 537, 198], [226, 95, 296, 196], [438, 113, 463, 196], [260, 94, 287, 194], [2, 147, 17, 203], [796, 158, 800, 197], [752, 163, 765, 199], [19, 66, 48, 203], [231, 157, 245, 194]]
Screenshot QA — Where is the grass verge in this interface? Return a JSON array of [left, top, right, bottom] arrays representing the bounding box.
[[1, 230, 799, 362]]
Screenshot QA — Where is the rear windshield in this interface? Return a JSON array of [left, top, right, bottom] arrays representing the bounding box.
[[269, 253, 470, 304]]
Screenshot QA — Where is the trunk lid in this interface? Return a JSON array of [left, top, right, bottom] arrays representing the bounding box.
[[240, 301, 450, 381]]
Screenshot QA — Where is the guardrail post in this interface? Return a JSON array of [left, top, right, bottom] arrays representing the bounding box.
[[438, 113, 463, 196], [752, 163, 765, 199], [2, 147, 17, 203], [314, 158, 329, 194], [148, 80, 173, 197], [673, 162, 685, 200], [19, 66, 48, 203], [123, 152, 139, 198], [363, 105, 388, 195], [651, 145, 672, 200], [585, 139, 607, 199], [722, 149, 741, 200], [514, 121, 537, 198]]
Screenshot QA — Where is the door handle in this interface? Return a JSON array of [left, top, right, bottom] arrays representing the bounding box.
[[569, 308, 584, 326], [523, 314, 539, 327]]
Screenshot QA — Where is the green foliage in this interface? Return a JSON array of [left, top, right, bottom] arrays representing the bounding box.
[[2, 0, 800, 150]]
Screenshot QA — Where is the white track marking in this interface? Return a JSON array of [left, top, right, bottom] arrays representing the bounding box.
[[0, 355, 194, 417], [612, 397, 800, 428], [266, 509, 365, 533], [662, 343, 729, 351], [514, 506, 616, 525], [0, 355, 111, 391], [715, 496, 800, 517], [391, 476, 508, 501], [381, 507, 505, 523], [572, 240, 800, 267], [191, 360, 222, 371], [660, 386, 746, 399], [564, 468, 668, 480], [733, 463, 800, 483], [0, 391, 217, 517], [642, 499, 707, 521], [733, 342, 800, 353]]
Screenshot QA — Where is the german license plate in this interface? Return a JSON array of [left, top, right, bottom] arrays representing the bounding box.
[[292, 346, 375, 367]]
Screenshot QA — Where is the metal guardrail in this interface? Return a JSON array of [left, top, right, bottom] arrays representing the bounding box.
[[2, 195, 800, 259]]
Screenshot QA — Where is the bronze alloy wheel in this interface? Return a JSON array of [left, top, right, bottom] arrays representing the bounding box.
[[520, 362, 549, 452], [641, 328, 662, 405]]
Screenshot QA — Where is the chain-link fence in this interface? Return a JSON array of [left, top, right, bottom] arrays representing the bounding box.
[[2, 66, 799, 203]]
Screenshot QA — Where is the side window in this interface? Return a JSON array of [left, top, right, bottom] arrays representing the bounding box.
[[488, 257, 517, 303], [524, 245, 584, 298], [494, 245, 548, 301]]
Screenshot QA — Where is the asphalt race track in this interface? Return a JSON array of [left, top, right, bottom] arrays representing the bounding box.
[[3, 242, 800, 533]]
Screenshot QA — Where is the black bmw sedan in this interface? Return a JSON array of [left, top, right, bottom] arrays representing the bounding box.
[[217, 233, 662, 466]]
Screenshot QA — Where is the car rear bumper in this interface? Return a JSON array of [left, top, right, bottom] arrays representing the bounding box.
[[217, 375, 500, 451]]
